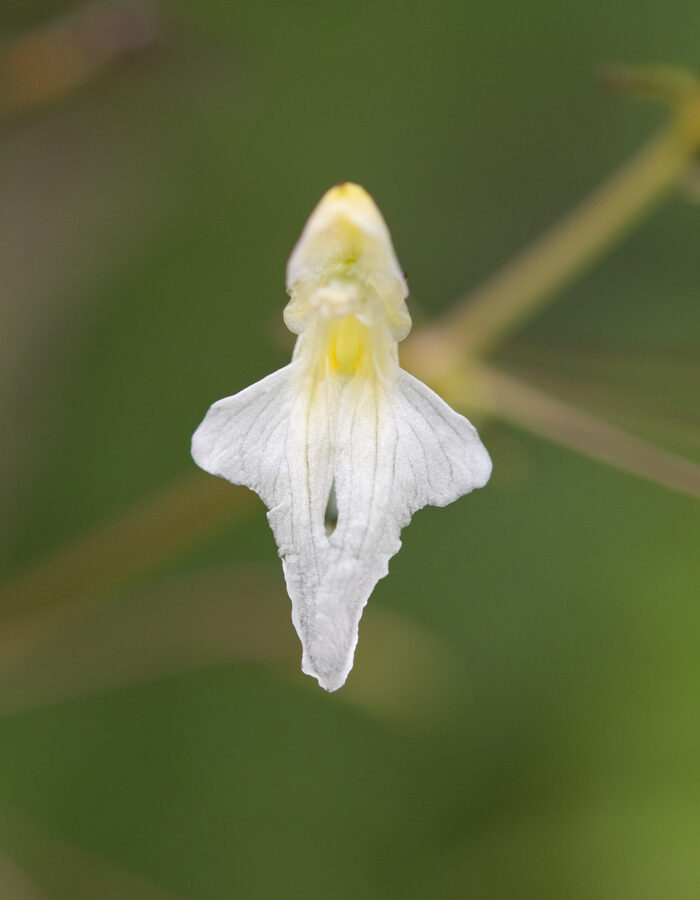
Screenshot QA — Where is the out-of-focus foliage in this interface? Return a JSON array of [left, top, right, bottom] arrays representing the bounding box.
[[0, 1, 698, 898]]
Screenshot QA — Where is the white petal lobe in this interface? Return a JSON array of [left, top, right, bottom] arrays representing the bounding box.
[[191, 364, 491, 692]]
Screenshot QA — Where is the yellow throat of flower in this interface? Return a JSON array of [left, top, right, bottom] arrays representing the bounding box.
[[326, 315, 367, 375]]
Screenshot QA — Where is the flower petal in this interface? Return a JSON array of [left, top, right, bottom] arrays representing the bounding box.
[[192, 365, 491, 692], [304, 370, 491, 690], [191, 361, 334, 556]]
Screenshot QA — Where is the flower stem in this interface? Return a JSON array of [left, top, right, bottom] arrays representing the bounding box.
[[476, 365, 700, 498], [0, 474, 253, 621], [452, 134, 685, 353], [404, 122, 694, 375]]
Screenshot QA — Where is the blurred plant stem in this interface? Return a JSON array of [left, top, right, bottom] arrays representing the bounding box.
[[0, 474, 251, 622], [0, 566, 459, 730], [0, 1, 160, 117], [474, 365, 700, 497], [1, 65, 699, 631], [402, 66, 700, 372], [0, 847, 49, 900], [404, 134, 681, 367], [0, 804, 183, 900]]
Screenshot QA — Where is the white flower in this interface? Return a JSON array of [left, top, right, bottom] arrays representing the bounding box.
[[192, 184, 492, 691]]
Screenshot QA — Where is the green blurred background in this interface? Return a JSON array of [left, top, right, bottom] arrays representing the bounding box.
[[0, 0, 699, 897]]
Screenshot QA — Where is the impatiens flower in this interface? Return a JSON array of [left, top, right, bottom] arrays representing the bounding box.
[[191, 183, 492, 691]]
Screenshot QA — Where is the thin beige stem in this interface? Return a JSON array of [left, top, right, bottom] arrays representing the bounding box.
[[0, 473, 253, 620], [477, 365, 700, 498], [0, 848, 50, 900], [0, 566, 458, 729], [0, 804, 183, 900], [0, 2, 160, 117], [403, 130, 688, 372]]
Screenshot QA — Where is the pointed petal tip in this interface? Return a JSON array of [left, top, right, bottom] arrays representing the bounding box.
[[475, 445, 494, 489], [190, 418, 213, 474], [302, 651, 351, 693], [318, 674, 347, 693], [303, 666, 348, 693]]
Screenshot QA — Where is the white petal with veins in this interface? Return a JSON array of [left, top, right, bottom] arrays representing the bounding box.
[[192, 184, 491, 691]]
